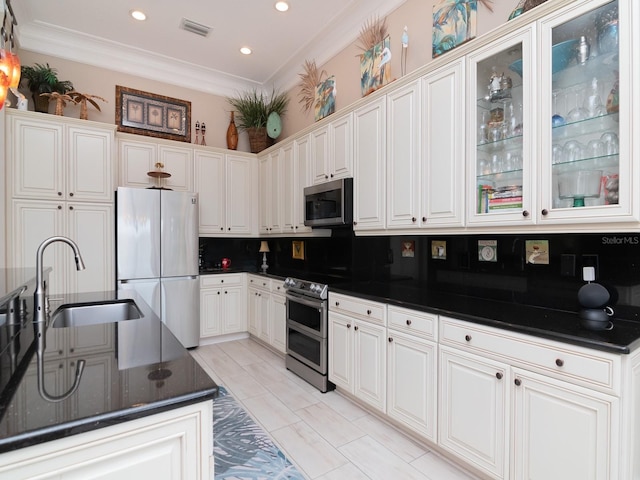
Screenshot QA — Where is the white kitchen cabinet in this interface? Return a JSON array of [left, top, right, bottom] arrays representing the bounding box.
[[200, 274, 246, 338], [439, 315, 622, 480], [118, 135, 193, 191], [196, 150, 257, 236], [511, 367, 618, 480], [386, 306, 438, 442], [258, 151, 282, 234], [353, 97, 386, 231], [439, 345, 509, 479], [328, 292, 387, 412], [247, 275, 271, 343], [421, 58, 466, 228], [6, 110, 115, 202], [0, 401, 213, 480], [270, 292, 287, 354], [280, 141, 296, 234], [293, 135, 312, 233], [311, 112, 353, 184], [8, 199, 113, 295]]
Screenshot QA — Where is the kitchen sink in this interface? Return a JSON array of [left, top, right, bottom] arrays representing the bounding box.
[[50, 299, 143, 328]]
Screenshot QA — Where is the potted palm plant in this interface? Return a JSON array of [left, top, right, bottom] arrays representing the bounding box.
[[227, 88, 288, 153], [20, 63, 74, 113]]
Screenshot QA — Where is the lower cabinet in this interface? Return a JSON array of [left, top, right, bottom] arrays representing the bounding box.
[[439, 316, 621, 480], [328, 293, 387, 413], [0, 401, 213, 479], [200, 274, 246, 339], [270, 292, 287, 354], [247, 275, 286, 353]]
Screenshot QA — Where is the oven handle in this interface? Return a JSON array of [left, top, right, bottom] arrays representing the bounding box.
[[285, 291, 324, 310]]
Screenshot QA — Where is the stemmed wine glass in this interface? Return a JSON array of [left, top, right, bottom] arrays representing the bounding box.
[[552, 90, 565, 126], [566, 87, 588, 123]]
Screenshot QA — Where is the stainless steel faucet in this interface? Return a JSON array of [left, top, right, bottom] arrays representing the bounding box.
[[34, 236, 86, 324], [34, 236, 87, 402]]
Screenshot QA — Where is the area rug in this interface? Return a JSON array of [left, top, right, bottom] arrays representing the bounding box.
[[213, 386, 306, 480]]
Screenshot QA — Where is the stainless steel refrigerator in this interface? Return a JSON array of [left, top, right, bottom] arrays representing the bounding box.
[[116, 187, 199, 348]]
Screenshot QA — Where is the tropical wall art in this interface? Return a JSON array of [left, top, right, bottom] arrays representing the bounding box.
[[432, 0, 478, 58], [360, 36, 392, 96], [314, 75, 336, 121]]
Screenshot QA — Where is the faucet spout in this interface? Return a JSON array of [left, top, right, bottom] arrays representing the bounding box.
[[34, 236, 86, 324]]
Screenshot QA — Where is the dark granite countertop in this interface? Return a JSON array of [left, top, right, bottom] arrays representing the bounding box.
[[0, 288, 218, 454], [330, 281, 640, 354]]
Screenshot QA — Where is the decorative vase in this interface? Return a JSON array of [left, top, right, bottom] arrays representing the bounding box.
[[247, 126, 268, 153], [226, 111, 238, 150]]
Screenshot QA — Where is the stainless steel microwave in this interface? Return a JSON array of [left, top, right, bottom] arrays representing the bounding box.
[[303, 178, 353, 227]]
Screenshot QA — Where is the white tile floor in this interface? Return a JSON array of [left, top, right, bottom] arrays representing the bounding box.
[[191, 338, 479, 480]]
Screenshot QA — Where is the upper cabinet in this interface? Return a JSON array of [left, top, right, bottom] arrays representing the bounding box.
[[118, 134, 193, 191], [7, 110, 115, 202], [466, 26, 535, 227], [537, 0, 637, 226], [310, 112, 353, 184]]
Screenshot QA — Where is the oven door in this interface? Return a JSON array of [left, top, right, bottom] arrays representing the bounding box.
[[285, 291, 327, 338], [286, 323, 327, 373]]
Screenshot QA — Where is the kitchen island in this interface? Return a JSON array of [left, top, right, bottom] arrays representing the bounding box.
[[0, 271, 218, 479]]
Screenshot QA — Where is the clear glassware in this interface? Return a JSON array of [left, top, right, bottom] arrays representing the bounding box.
[[600, 131, 619, 155], [552, 144, 565, 164], [478, 110, 489, 144], [552, 90, 565, 126], [563, 140, 585, 162], [566, 87, 588, 122], [584, 77, 606, 118]]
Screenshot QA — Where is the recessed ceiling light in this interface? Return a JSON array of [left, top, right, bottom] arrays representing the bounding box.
[[275, 1, 289, 12], [240, 47, 252, 55], [130, 10, 147, 21]]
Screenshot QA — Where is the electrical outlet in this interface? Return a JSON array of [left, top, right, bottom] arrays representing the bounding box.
[[560, 254, 576, 277], [581, 254, 599, 279]]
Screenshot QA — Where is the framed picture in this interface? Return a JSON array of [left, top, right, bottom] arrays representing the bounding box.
[[292, 240, 305, 260], [360, 35, 391, 96], [314, 75, 336, 122], [432, 0, 477, 58], [115, 86, 191, 142]]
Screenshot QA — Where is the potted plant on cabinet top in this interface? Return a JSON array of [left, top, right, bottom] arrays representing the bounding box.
[[20, 63, 74, 113], [227, 88, 288, 153]]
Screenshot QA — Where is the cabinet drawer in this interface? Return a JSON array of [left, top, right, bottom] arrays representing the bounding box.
[[439, 316, 620, 394], [388, 306, 437, 340], [247, 275, 271, 291], [329, 292, 386, 326], [200, 273, 243, 288]]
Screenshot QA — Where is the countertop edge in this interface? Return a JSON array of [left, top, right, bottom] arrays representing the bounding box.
[[0, 387, 218, 454]]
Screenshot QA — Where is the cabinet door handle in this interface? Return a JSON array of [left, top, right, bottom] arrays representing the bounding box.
[[347, 323, 351, 329], [555, 358, 564, 367], [496, 372, 503, 380], [353, 221, 358, 226], [366, 309, 371, 315], [228, 227, 231, 231], [69, 192, 74, 197], [541, 209, 549, 216], [354, 325, 359, 331], [217, 291, 220, 295], [325, 174, 329, 179], [522, 210, 530, 217], [335, 301, 340, 306], [224, 291, 227, 294], [58, 192, 62, 196], [388, 337, 393, 342], [422, 216, 427, 222], [411, 217, 416, 223], [220, 227, 224, 231], [464, 334, 472, 342], [406, 319, 412, 326], [57, 205, 62, 210], [514, 378, 522, 386], [330, 173, 334, 178], [69, 206, 74, 210]]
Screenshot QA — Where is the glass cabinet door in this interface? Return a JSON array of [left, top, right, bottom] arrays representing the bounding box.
[[539, 0, 635, 224], [467, 27, 534, 226]]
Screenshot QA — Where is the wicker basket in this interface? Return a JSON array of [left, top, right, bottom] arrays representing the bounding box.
[[247, 127, 268, 153]]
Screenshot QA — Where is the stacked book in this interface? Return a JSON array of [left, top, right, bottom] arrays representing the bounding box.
[[478, 185, 522, 213]]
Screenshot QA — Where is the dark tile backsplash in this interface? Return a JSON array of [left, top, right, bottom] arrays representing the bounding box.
[[200, 232, 640, 320]]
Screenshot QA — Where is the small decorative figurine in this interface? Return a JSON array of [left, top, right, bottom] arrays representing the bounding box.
[[194, 121, 200, 144], [200, 122, 207, 146]]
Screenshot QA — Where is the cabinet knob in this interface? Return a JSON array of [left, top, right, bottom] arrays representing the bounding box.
[[388, 337, 393, 343], [465, 334, 472, 342], [220, 227, 224, 231], [412, 217, 416, 223], [406, 319, 412, 326], [496, 372, 503, 380], [514, 378, 522, 386], [69, 206, 74, 210], [291, 226, 294, 229], [69, 192, 74, 197], [366, 309, 371, 315], [228, 227, 231, 231], [347, 323, 351, 329], [353, 221, 358, 226], [224, 291, 228, 294], [555, 358, 564, 367], [335, 301, 340, 306], [57, 205, 62, 210], [221, 279, 224, 283], [325, 174, 329, 179], [354, 325, 359, 331], [522, 210, 530, 217], [217, 291, 220, 295], [422, 216, 427, 222], [58, 192, 62, 196], [330, 174, 334, 178], [541, 209, 549, 216]]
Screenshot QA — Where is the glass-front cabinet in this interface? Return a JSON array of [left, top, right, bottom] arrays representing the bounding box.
[[538, 0, 637, 225], [467, 26, 535, 226]]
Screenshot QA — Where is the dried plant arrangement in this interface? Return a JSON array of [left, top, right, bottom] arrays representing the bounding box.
[[356, 15, 388, 55], [40, 92, 77, 116], [479, 0, 494, 12], [298, 60, 327, 113], [68, 91, 107, 120]]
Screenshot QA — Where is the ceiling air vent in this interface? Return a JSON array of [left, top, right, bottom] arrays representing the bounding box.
[[180, 18, 212, 37]]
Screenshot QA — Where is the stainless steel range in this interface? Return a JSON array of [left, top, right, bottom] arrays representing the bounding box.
[[284, 277, 335, 393]]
